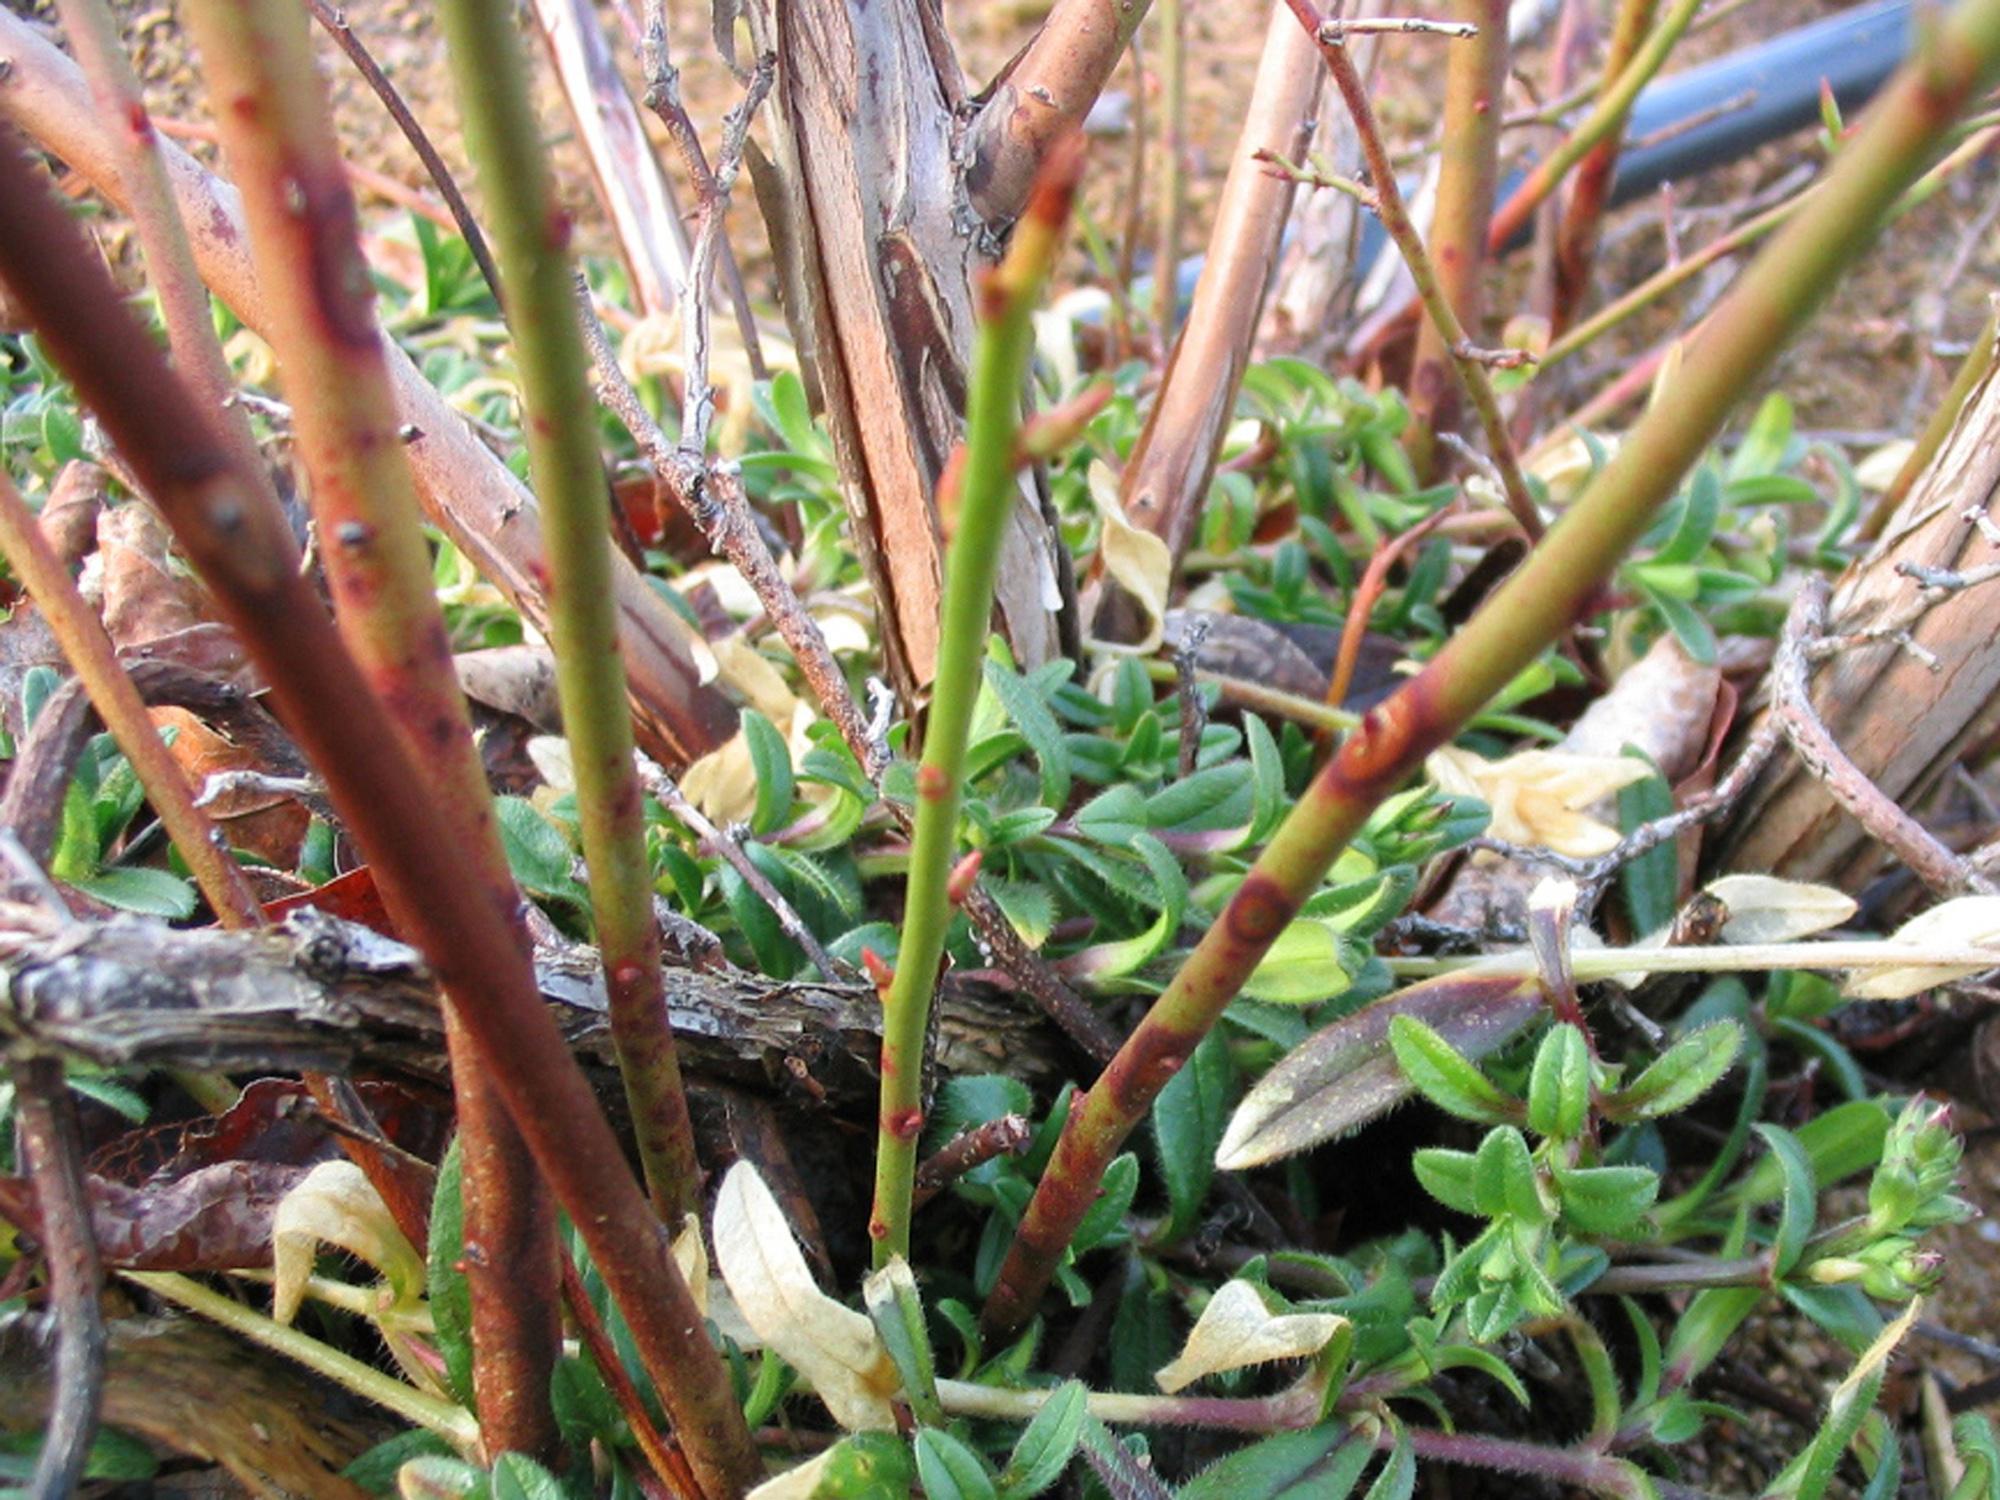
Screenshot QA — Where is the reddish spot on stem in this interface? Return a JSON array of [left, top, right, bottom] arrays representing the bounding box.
[[885, 1107, 924, 1141], [868, 1216, 891, 1241], [1337, 693, 1420, 784], [1224, 871, 1295, 946], [125, 102, 154, 145], [916, 764, 950, 802], [862, 946, 896, 996], [294, 170, 378, 349], [611, 962, 646, 989], [1473, 96, 1492, 115], [946, 850, 983, 906], [546, 206, 574, 254]]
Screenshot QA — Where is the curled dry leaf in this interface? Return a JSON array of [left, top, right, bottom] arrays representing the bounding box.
[[713, 1161, 898, 1432], [1154, 1278, 1347, 1394], [1845, 897, 2000, 1000], [270, 1158, 424, 1325], [1705, 875, 1858, 945], [1088, 461, 1172, 653], [1428, 747, 1651, 857]]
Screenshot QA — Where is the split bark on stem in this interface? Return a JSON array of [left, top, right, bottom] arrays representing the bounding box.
[[980, 0, 2000, 1331], [0, 134, 760, 1500]]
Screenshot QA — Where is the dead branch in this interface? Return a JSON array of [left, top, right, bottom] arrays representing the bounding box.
[[0, 903, 1062, 1101], [1770, 578, 1995, 898]]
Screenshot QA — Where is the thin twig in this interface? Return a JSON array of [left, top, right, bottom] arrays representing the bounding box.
[[636, 753, 846, 982], [1318, 14, 1478, 35], [11, 1054, 107, 1499], [1282, 0, 1544, 541], [305, 0, 503, 307], [1773, 578, 1994, 898], [912, 1114, 1033, 1207]]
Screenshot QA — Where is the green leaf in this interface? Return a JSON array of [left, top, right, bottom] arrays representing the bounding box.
[[1728, 392, 1795, 483], [742, 708, 796, 836], [1153, 1032, 1232, 1242], [1553, 1164, 1660, 1234], [1526, 1024, 1592, 1140], [394, 1456, 489, 1500], [70, 865, 197, 919], [1754, 1124, 1817, 1276], [1178, 1426, 1368, 1500], [427, 1139, 475, 1408], [1656, 467, 1721, 565], [996, 1381, 1087, 1498], [984, 659, 1072, 809], [490, 1455, 565, 1500], [1071, 1153, 1140, 1254], [1611, 1022, 1744, 1120], [1639, 578, 1718, 665], [1473, 1126, 1548, 1223], [863, 1258, 942, 1423], [914, 1429, 999, 1500], [1616, 759, 1677, 937], [1361, 1426, 1415, 1500], [65, 1071, 148, 1123], [1411, 1148, 1480, 1215], [1241, 920, 1358, 1006], [494, 796, 579, 901], [1388, 1016, 1519, 1125], [1074, 783, 1147, 846], [1732, 1100, 1890, 1206]]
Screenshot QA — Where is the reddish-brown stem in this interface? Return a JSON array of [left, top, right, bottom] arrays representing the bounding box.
[[181, 0, 562, 1452], [1404, 0, 1508, 473], [9, 1055, 106, 1498], [1551, 0, 1661, 333], [0, 135, 760, 1499], [0, 469, 264, 928]]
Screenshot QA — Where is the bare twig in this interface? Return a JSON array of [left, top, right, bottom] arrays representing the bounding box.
[[636, 754, 846, 982], [912, 1114, 1033, 1207], [1319, 14, 1478, 34], [1174, 617, 1212, 778], [638, 0, 768, 378], [1773, 578, 1995, 898], [304, 0, 502, 306], [1281, 0, 1544, 541], [10, 1053, 107, 1500]]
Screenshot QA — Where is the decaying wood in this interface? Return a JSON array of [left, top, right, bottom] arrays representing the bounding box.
[[749, 0, 1071, 704], [1722, 358, 2000, 888], [0, 9, 736, 767], [0, 903, 1062, 1102]]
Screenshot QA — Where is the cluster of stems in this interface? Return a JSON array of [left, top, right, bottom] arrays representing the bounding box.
[[0, 134, 760, 1499], [981, 0, 2000, 1330], [868, 137, 1086, 1264]]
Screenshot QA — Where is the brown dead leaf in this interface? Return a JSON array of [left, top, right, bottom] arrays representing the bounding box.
[[96, 500, 206, 650], [0, 1159, 303, 1272], [154, 705, 309, 867], [39, 459, 106, 571]]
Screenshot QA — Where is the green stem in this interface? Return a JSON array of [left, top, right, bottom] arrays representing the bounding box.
[[1485, 0, 1704, 254], [981, 0, 2000, 1332], [869, 139, 1084, 1266], [437, 0, 700, 1223], [123, 1271, 480, 1448]]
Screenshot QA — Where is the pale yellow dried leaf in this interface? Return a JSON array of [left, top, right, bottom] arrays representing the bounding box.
[[1154, 1279, 1345, 1394], [1845, 897, 2000, 1000], [1527, 430, 1618, 507], [680, 729, 760, 824], [271, 1159, 424, 1326], [671, 1213, 708, 1318], [1087, 460, 1172, 654], [1428, 747, 1650, 857], [1854, 440, 1915, 492], [713, 1162, 897, 1431], [745, 1447, 840, 1499], [1706, 875, 1857, 945]]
